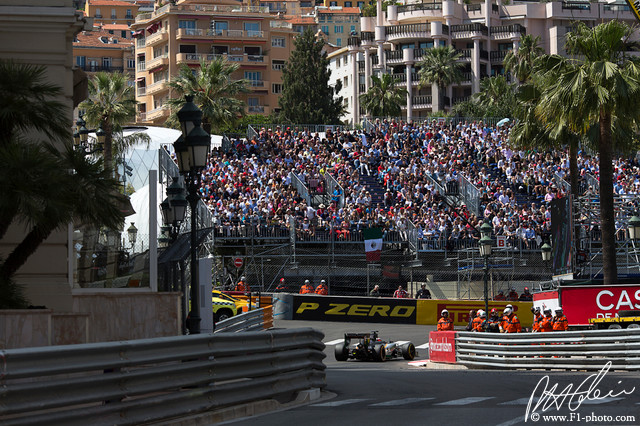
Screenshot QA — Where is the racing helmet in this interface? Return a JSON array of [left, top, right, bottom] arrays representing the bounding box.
[[480, 311, 487, 318], [524, 287, 530, 292], [503, 307, 512, 316], [321, 279, 326, 284], [280, 278, 285, 282], [555, 307, 563, 314], [441, 309, 449, 316], [476, 310, 484, 317], [544, 308, 552, 315], [490, 308, 498, 315], [241, 276, 246, 281]]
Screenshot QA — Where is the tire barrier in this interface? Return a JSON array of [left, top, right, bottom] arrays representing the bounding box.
[[455, 329, 640, 371], [0, 328, 326, 425]]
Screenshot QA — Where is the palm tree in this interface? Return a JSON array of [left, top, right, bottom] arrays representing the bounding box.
[[503, 34, 544, 83], [417, 46, 464, 112], [167, 57, 250, 134], [359, 73, 408, 119], [80, 72, 137, 171], [533, 21, 640, 285], [0, 61, 124, 305], [472, 75, 516, 118]]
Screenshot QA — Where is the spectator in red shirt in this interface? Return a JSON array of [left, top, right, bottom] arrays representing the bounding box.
[[393, 285, 408, 298]]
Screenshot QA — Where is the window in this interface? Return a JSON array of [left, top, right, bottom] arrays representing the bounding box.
[[272, 83, 282, 94], [345, 1, 352, 6], [272, 37, 286, 47], [127, 58, 135, 68], [244, 22, 261, 37], [336, 57, 341, 67], [330, 1, 338, 5], [321, 25, 329, 34], [357, 1, 364, 7], [111, 8, 116, 19], [244, 71, 263, 86], [126, 9, 133, 19], [76, 56, 86, 67], [211, 21, 228, 35], [95, 8, 101, 17], [179, 45, 196, 54], [350, 25, 356, 33], [336, 38, 342, 47], [212, 45, 228, 55], [335, 26, 343, 33], [121, 30, 127, 38], [248, 97, 259, 106], [179, 20, 196, 29], [343, 76, 348, 87], [108, 30, 114, 35], [102, 57, 112, 69], [272, 60, 285, 71]]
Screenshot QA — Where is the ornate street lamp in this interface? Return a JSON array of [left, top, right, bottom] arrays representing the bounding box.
[[479, 233, 493, 316], [127, 222, 138, 251]]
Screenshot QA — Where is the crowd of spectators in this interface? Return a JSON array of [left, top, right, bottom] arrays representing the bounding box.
[[179, 117, 640, 251]]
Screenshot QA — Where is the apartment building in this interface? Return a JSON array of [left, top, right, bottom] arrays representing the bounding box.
[[85, 0, 140, 25], [73, 26, 136, 81], [316, 6, 361, 47], [322, 0, 367, 8], [330, 0, 637, 124], [131, 0, 296, 124]]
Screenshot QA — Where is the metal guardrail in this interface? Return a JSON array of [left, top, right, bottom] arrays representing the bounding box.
[[289, 172, 311, 205], [323, 172, 345, 209], [458, 174, 480, 216], [0, 328, 326, 425], [215, 308, 265, 333], [456, 329, 640, 370]]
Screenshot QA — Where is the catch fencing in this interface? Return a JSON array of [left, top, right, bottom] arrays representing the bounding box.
[[456, 329, 640, 371], [0, 328, 326, 426]]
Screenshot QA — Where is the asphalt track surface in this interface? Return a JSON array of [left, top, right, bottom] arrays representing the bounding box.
[[229, 320, 640, 426]]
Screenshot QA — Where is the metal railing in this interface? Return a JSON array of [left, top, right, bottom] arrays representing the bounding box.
[[554, 172, 571, 194], [290, 171, 312, 205], [215, 308, 266, 333], [450, 23, 489, 36], [584, 172, 600, 192], [397, 2, 442, 12], [458, 174, 481, 216], [0, 328, 326, 425], [323, 172, 345, 209], [456, 329, 640, 371]]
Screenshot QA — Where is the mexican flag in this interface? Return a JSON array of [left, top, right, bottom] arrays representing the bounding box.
[[363, 228, 383, 262]]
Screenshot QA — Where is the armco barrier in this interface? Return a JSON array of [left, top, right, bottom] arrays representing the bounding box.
[[286, 294, 532, 326], [0, 328, 326, 425], [215, 309, 265, 333], [456, 329, 640, 371]]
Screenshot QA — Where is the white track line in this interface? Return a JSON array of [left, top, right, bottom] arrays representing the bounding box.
[[311, 399, 369, 407], [324, 339, 344, 346], [416, 343, 429, 349], [434, 397, 494, 406], [370, 397, 435, 407]]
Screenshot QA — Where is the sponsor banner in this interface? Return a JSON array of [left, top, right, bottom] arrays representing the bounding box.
[[416, 300, 533, 327], [560, 285, 640, 325], [291, 295, 417, 324], [625, 0, 640, 23], [429, 331, 456, 363], [533, 290, 560, 313]]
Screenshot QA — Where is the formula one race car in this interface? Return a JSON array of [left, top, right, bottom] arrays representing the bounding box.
[[334, 331, 416, 362]]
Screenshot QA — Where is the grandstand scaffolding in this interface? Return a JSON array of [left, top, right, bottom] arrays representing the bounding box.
[[456, 247, 516, 299]]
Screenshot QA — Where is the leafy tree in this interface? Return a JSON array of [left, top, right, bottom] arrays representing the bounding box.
[[167, 57, 249, 134], [532, 21, 640, 285], [417, 46, 464, 111], [359, 73, 408, 118], [0, 61, 125, 306], [472, 75, 516, 118], [504, 34, 544, 83], [278, 28, 344, 124], [80, 72, 139, 171]]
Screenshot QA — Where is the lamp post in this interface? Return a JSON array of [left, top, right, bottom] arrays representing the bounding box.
[[479, 234, 493, 316], [541, 242, 552, 271], [73, 114, 104, 155], [127, 222, 138, 251], [174, 95, 210, 335]]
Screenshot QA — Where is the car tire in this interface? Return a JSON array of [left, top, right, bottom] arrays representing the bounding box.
[[216, 309, 233, 322], [401, 342, 416, 360], [618, 310, 640, 318], [373, 344, 386, 362], [335, 342, 349, 361]]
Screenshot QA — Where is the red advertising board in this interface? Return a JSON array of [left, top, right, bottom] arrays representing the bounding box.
[[559, 285, 640, 325], [429, 331, 456, 363]]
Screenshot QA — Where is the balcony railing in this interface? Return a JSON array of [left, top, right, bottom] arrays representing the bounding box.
[[146, 80, 168, 94], [247, 55, 264, 62], [385, 50, 403, 61], [490, 50, 509, 62], [461, 72, 472, 82], [390, 72, 418, 83], [456, 49, 472, 59], [603, 3, 630, 11], [452, 96, 470, 104], [466, 3, 481, 12], [490, 24, 526, 36], [145, 29, 167, 45], [78, 65, 124, 72], [137, 87, 146, 96], [450, 23, 489, 36], [412, 95, 432, 105], [146, 105, 168, 120], [248, 105, 265, 113], [562, 1, 590, 10], [137, 62, 146, 71], [270, 21, 292, 29], [347, 36, 360, 46], [386, 23, 430, 36], [480, 50, 488, 60], [136, 4, 268, 23], [397, 2, 442, 13], [146, 54, 168, 69], [358, 60, 364, 70], [249, 80, 264, 87], [359, 84, 366, 92], [136, 38, 146, 48], [361, 31, 375, 42]]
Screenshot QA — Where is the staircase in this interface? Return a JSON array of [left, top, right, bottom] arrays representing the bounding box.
[[359, 174, 386, 209]]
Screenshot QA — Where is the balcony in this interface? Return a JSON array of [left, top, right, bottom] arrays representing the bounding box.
[[146, 29, 167, 46], [146, 54, 168, 70], [137, 87, 146, 97], [466, 3, 481, 12], [391, 72, 419, 86], [361, 31, 375, 42], [450, 23, 488, 38], [347, 36, 360, 47], [452, 96, 470, 104], [78, 65, 124, 73], [411, 95, 432, 107], [146, 105, 168, 121], [385, 49, 403, 63], [397, 1, 443, 19], [146, 80, 168, 95], [562, 1, 590, 10], [137, 62, 146, 71], [480, 50, 488, 60], [490, 24, 526, 40], [95, 14, 102, 18], [137, 112, 146, 122], [248, 80, 265, 88], [461, 72, 472, 83], [385, 23, 430, 43], [490, 50, 509, 63], [136, 38, 146, 49], [248, 105, 265, 113], [455, 49, 472, 60]]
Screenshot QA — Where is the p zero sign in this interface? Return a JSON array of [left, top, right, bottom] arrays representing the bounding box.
[[292, 295, 417, 324], [625, 0, 640, 23], [560, 285, 640, 325]]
